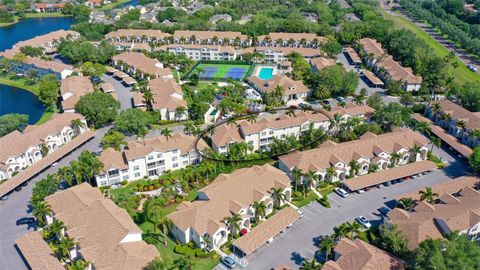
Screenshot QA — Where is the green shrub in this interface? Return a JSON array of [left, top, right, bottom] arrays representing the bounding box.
[[196, 250, 217, 258], [120, 180, 128, 186], [187, 241, 196, 248], [317, 197, 331, 208], [174, 244, 195, 256]]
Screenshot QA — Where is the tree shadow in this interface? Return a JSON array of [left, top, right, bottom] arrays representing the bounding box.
[[290, 251, 304, 266]]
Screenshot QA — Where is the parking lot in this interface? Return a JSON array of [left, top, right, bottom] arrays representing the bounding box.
[[244, 146, 470, 269]]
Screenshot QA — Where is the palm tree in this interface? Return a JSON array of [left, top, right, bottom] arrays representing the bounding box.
[[300, 258, 321, 270], [227, 117, 238, 127], [348, 221, 362, 239], [389, 152, 401, 166], [326, 167, 336, 183], [291, 167, 304, 193], [286, 108, 296, 117], [77, 151, 103, 184], [430, 137, 441, 152], [456, 120, 467, 131], [183, 121, 197, 135], [270, 187, 286, 208], [414, 121, 431, 135], [67, 260, 90, 270], [224, 213, 242, 235], [368, 163, 379, 173], [161, 128, 173, 140], [56, 166, 74, 187], [32, 201, 52, 226], [305, 170, 318, 190], [319, 235, 335, 261], [469, 129, 480, 147], [353, 95, 365, 105], [157, 215, 172, 247], [246, 113, 257, 124], [70, 119, 85, 134], [419, 187, 439, 204], [399, 197, 415, 212], [348, 160, 360, 177], [252, 201, 267, 220], [430, 103, 442, 117], [333, 223, 350, 240], [49, 219, 66, 239], [410, 145, 422, 161], [55, 237, 77, 261]]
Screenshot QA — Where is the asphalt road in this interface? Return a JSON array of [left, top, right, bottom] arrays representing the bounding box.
[[0, 127, 108, 270], [245, 145, 470, 270], [101, 74, 134, 111]]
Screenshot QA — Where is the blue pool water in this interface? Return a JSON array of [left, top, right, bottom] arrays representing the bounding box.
[[258, 67, 274, 80]]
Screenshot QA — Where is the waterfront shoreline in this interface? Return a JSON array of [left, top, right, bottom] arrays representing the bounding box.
[[0, 77, 39, 95], [0, 13, 71, 28]]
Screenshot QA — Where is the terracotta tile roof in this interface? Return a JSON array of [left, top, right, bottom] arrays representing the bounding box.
[[320, 103, 375, 119], [362, 70, 384, 85], [358, 38, 385, 59], [112, 52, 172, 77], [45, 183, 160, 269], [430, 100, 480, 129], [132, 92, 146, 107], [113, 41, 153, 51], [14, 29, 79, 50], [100, 82, 115, 93], [279, 128, 429, 172], [211, 111, 328, 147], [232, 207, 300, 255], [168, 164, 291, 235], [389, 187, 480, 249], [345, 47, 361, 63], [124, 133, 206, 161], [0, 130, 41, 166], [249, 75, 309, 96], [15, 231, 64, 270], [322, 238, 406, 270], [258, 32, 327, 43], [114, 70, 128, 78], [105, 29, 170, 39], [343, 160, 437, 191], [159, 44, 237, 53], [60, 76, 94, 110], [376, 56, 422, 84], [242, 47, 322, 58], [98, 147, 128, 173], [412, 113, 472, 157], [123, 76, 137, 85], [310, 57, 336, 70], [148, 78, 187, 111], [394, 176, 480, 201], [0, 130, 96, 198], [173, 30, 248, 41], [23, 113, 85, 142]]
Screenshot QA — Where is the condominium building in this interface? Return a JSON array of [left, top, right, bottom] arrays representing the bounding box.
[[310, 57, 336, 71], [322, 238, 406, 270], [111, 52, 172, 80], [357, 38, 422, 91], [105, 29, 170, 44], [158, 44, 237, 61], [425, 100, 480, 148], [168, 164, 292, 249], [33, 3, 65, 13], [278, 128, 430, 184], [173, 30, 250, 47], [319, 103, 375, 123], [210, 111, 330, 153], [256, 32, 328, 48], [60, 76, 94, 112], [242, 47, 321, 63], [43, 183, 160, 269], [0, 113, 88, 180], [147, 78, 188, 121], [94, 134, 207, 187], [389, 186, 480, 249], [249, 75, 311, 103], [12, 29, 79, 54]]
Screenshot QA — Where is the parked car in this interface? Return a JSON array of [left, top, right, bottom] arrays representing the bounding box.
[[51, 162, 58, 167], [221, 257, 236, 269], [0, 195, 9, 201], [298, 103, 306, 109], [383, 181, 392, 187], [334, 187, 349, 198], [336, 96, 346, 102], [467, 64, 478, 72], [14, 186, 22, 192], [322, 99, 330, 105], [356, 189, 365, 194], [355, 216, 372, 229], [378, 206, 391, 217], [21, 181, 28, 187], [266, 237, 274, 244], [16, 217, 35, 226]]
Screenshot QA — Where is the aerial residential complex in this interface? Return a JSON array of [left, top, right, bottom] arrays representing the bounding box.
[[111, 51, 173, 80], [211, 111, 330, 153], [60, 76, 94, 113], [279, 128, 430, 184], [248, 75, 310, 103], [168, 164, 293, 250], [95, 134, 207, 186], [0, 113, 88, 180]]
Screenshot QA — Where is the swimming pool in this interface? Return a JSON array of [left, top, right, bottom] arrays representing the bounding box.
[[258, 67, 274, 80]]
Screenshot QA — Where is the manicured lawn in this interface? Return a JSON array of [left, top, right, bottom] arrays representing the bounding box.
[[97, 0, 130, 11], [292, 191, 319, 208], [24, 13, 70, 18], [381, 10, 480, 85], [191, 63, 252, 81], [36, 111, 54, 125], [0, 76, 39, 95]]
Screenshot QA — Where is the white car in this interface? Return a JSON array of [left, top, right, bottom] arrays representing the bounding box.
[[467, 65, 478, 72], [266, 237, 274, 244], [356, 216, 372, 229], [51, 162, 58, 167], [334, 187, 349, 198]]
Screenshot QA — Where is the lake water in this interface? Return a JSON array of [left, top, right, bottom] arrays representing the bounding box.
[[0, 84, 45, 124], [0, 16, 73, 52]]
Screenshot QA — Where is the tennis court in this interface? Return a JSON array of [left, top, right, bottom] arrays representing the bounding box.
[[191, 63, 252, 81]]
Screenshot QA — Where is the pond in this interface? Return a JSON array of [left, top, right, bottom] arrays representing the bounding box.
[[0, 16, 73, 51], [0, 84, 45, 124]]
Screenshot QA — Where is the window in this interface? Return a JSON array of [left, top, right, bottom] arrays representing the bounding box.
[[172, 149, 179, 154], [108, 170, 119, 178], [269, 130, 274, 135], [123, 175, 129, 180], [156, 160, 165, 166], [173, 163, 178, 168], [261, 132, 267, 136], [134, 172, 141, 177], [172, 157, 177, 161], [157, 153, 163, 158], [148, 170, 158, 177], [121, 169, 128, 173], [133, 165, 139, 171], [148, 155, 154, 160], [147, 162, 156, 169], [100, 181, 107, 186]]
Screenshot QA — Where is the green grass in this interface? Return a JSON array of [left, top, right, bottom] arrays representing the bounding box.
[[36, 111, 54, 125], [193, 63, 252, 80], [24, 13, 70, 19], [0, 76, 39, 95], [381, 10, 480, 85], [96, 0, 130, 11], [293, 192, 319, 208], [0, 17, 19, 27]]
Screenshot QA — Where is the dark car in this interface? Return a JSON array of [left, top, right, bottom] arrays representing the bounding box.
[[378, 206, 391, 217], [221, 257, 236, 269], [322, 99, 330, 105], [16, 217, 35, 226], [14, 186, 22, 192], [21, 181, 28, 187]]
